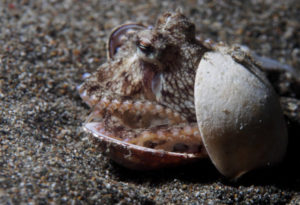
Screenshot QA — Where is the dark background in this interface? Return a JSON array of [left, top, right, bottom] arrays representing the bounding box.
[[1, 0, 300, 204]]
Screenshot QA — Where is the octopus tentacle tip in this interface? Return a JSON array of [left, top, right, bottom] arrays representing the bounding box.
[[82, 72, 91, 80]]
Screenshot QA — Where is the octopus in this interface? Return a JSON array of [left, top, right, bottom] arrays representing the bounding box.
[[78, 11, 300, 179]]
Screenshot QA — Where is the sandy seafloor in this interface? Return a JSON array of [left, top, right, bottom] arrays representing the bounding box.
[[1, 0, 300, 204]]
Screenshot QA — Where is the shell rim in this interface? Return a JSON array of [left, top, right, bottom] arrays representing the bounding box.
[[84, 122, 206, 159]]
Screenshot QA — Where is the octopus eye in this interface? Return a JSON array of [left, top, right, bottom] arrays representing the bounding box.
[[137, 39, 154, 55]]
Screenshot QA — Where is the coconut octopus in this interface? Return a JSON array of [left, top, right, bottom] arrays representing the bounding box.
[[78, 11, 300, 179]]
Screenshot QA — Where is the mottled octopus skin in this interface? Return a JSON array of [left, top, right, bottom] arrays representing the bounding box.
[[81, 12, 208, 121]]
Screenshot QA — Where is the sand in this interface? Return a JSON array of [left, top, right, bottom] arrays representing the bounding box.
[[1, 0, 300, 204]]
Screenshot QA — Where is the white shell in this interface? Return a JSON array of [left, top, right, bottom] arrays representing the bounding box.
[[194, 46, 288, 179]]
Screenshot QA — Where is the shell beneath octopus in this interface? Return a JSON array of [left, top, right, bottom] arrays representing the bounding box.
[[194, 46, 288, 179], [84, 122, 208, 170]]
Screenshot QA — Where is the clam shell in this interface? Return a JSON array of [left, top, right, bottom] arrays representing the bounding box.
[[194, 46, 288, 179]]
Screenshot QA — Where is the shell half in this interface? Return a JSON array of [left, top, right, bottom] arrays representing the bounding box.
[[194, 46, 288, 179]]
